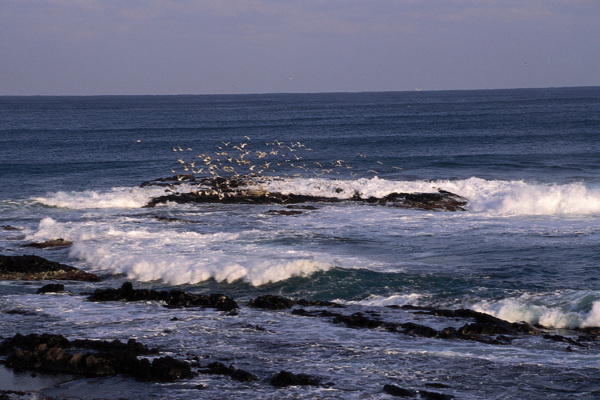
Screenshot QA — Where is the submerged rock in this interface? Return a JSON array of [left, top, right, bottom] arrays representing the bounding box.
[[270, 370, 321, 387], [383, 384, 415, 397], [0, 254, 100, 282], [198, 361, 257, 382]]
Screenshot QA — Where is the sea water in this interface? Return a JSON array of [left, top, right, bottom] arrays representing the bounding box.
[[0, 87, 599, 399]]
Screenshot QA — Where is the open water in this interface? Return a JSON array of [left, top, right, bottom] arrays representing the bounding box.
[[1, 87, 599, 399]]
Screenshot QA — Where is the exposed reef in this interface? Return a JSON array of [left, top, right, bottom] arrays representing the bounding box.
[[0, 254, 100, 282], [0, 333, 191, 382], [141, 175, 468, 211], [87, 282, 239, 312]]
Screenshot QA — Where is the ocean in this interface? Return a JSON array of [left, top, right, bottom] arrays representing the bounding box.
[[0, 87, 599, 399]]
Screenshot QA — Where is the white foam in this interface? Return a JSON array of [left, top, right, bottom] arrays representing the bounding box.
[[70, 242, 331, 286], [260, 176, 600, 216], [32, 186, 173, 209], [472, 292, 600, 329], [350, 293, 423, 307], [26, 217, 332, 286], [30, 176, 600, 216]]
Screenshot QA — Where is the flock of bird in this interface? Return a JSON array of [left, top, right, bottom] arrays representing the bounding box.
[[170, 137, 402, 185]]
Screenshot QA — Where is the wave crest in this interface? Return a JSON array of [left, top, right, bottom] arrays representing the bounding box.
[[473, 293, 600, 329]]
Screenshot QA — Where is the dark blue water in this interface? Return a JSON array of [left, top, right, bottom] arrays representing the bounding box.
[[2, 87, 598, 199], [1, 87, 600, 399]]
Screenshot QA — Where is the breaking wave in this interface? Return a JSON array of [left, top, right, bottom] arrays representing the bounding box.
[[473, 292, 600, 329], [30, 176, 600, 216]]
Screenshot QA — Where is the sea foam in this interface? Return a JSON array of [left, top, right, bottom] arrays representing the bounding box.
[[262, 176, 600, 216], [30, 176, 600, 216], [28, 217, 332, 286], [32, 186, 177, 210], [70, 242, 331, 286], [472, 292, 600, 329]]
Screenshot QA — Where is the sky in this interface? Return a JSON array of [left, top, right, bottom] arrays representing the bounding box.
[[1, 0, 599, 95]]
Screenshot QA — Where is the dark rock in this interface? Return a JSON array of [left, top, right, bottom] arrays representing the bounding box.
[[543, 334, 582, 346], [266, 209, 303, 216], [198, 361, 256, 382], [143, 176, 468, 212], [0, 333, 189, 382], [419, 390, 455, 399], [145, 190, 343, 208], [295, 299, 344, 308], [88, 282, 238, 311], [231, 368, 257, 382], [248, 295, 295, 310], [383, 384, 415, 397], [287, 205, 318, 210], [3, 309, 37, 316], [0, 255, 100, 281], [270, 370, 320, 387], [36, 283, 65, 294], [292, 308, 340, 318], [209, 293, 239, 312], [23, 238, 73, 248], [150, 356, 194, 382], [2, 225, 21, 231], [333, 312, 383, 329], [377, 190, 467, 211], [425, 383, 451, 389]]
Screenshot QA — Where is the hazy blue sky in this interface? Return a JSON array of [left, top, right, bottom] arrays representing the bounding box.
[[1, 0, 599, 95]]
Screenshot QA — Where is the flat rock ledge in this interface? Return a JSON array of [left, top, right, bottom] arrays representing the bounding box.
[[141, 176, 468, 211], [0, 255, 100, 282]]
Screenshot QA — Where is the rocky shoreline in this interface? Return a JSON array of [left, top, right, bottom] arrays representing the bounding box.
[[2, 278, 599, 399]]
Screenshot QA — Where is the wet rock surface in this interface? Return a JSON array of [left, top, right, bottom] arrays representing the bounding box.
[[197, 361, 257, 382], [0, 333, 192, 382], [23, 239, 73, 249], [87, 282, 239, 312], [248, 294, 343, 310], [252, 295, 599, 347], [141, 176, 468, 211], [0, 255, 100, 282], [270, 370, 321, 387], [36, 283, 67, 294]]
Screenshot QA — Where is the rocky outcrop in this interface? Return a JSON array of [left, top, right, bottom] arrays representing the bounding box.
[[141, 176, 467, 211], [23, 238, 73, 249], [270, 370, 321, 387], [198, 362, 257, 382], [36, 283, 67, 294], [88, 282, 238, 312], [0, 254, 100, 281], [0, 333, 192, 382], [248, 294, 342, 310]]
